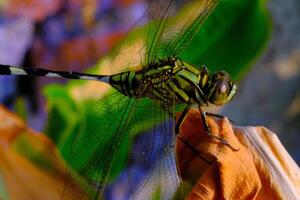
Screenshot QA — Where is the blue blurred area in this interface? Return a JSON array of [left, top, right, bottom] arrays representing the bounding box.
[[105, 121, 177, 200], [41, 16, 68, 49], [0, 19, 33, 107], [0, 77, 16, 105]]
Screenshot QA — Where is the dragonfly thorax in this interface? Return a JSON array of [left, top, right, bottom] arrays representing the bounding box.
[[109, 58, 237, 108]]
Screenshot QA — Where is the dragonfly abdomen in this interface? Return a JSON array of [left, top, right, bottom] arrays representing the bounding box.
[[109, 71, 142, 97], [0, 65, 110, 82]]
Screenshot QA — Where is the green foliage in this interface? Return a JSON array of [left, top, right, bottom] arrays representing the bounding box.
[[180, 0, 271, 80], [43, 0, 271, 192], [44, 84, 81, 148], [14, 98, 28, 121], [172, 181, 193, 200]]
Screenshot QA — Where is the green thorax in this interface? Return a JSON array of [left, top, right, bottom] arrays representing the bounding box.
[[109, 58, 210, 106]]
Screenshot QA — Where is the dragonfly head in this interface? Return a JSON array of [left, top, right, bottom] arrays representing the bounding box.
[[207, 71, 237, 106]]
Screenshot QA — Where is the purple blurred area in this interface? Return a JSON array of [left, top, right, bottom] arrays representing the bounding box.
[[0, 19, 33, 105]]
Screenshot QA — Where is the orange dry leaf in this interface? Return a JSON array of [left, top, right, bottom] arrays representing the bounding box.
[[0, 105, 83, 200], [176, 109, 300, 200]]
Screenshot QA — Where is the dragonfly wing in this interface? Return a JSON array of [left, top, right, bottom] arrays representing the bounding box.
[[108, 0, 181, 74], [108, 0, 219, 74], [128, 73, 180, 199], [142, 0, 176, 67], [131, 120, 180, 199], [62, 93, 180, 199], [103, 99, 180, 199], [62, 91, 138, 199], [159, 0, 219, 60]]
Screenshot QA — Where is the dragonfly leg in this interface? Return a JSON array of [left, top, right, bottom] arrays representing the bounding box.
[[177, 135, 212, 165], [206, 112, 234, 123], [199, 106, 239, 151], [175, 105, 212, 164], [175, 105, 191, 135]]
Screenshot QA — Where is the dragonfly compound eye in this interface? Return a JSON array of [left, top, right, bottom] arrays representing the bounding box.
[[208, 72, 237, 106]]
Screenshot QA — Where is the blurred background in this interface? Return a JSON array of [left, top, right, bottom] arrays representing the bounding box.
[[222, 0, 300, 163], [0, 0, 146, 130], [0, 0, 299, 198]]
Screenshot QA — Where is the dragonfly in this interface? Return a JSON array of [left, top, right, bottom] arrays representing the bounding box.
[[0, 0, 237, 199]]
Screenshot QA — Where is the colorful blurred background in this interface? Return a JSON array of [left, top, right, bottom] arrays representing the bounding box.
[[0, 0, 299, 199]]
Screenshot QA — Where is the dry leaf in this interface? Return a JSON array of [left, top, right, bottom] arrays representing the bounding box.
[[0, 105, 83, 200], [176, 109, 300, 200]]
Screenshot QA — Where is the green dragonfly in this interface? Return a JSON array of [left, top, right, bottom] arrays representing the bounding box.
[[0, 0, 237, 199]]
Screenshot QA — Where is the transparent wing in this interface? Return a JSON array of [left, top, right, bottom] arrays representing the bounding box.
[[126, 72, 180, 199], [93, 97, 179, 200], [108, 0, 219, 74], [144, 0, 219, 65], [103, 101, 180, 199], [108, 0, 176, 74], [143, 0, 176, 67], [62, 91, 139, 199], [160, 0, 219, 59], [102, 79, 179, 199], [130, 119, 180, 199], [62, 93, 180, 199]]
